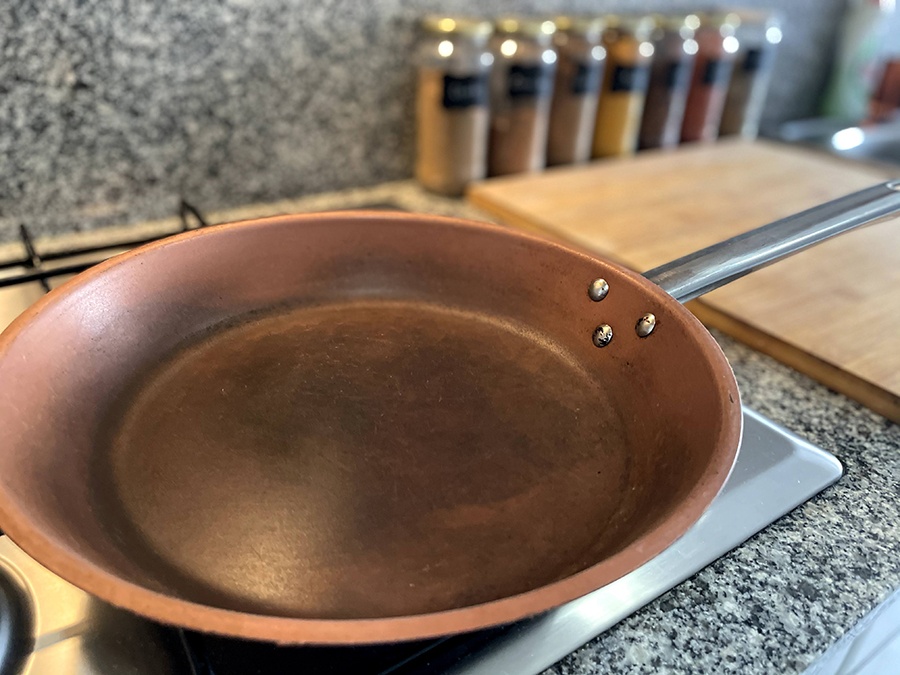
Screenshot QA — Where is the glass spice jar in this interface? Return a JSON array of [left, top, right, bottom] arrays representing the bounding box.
[[680, 13, 741, 143], [868, 7, 900, 122], [546, 16, 606, 166], [415, 17, 494, 196], [488, 17, 558, 176], [592, 14, 656, 158], [638, 14, 698, 150], [871, 58, 900, 122], [719, 11, 782, 138]]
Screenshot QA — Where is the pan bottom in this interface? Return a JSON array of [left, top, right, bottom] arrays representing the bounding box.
[[96, 299, 635, 620]]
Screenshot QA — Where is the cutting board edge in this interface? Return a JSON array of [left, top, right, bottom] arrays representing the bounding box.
[[690, 302, 900, 423], [467, 188, 639, 269]]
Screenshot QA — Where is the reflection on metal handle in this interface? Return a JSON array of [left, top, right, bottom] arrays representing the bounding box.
[[643, 181, 900, 304]]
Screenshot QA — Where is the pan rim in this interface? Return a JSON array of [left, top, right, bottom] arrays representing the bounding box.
[[0, 210, 742, 644]]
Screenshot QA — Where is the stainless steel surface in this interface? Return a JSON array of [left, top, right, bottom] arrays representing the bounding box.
[[635, 312, 656, 338], [0, 538, 190, 674], [445, 407, 843, 675], [803, 587, 900, 675], [0, 567, 30, 674], [591, 323, 613, 347], [643, 181, 900, 303], [778, 118, 900, 167], [588, 278, 609, 301]]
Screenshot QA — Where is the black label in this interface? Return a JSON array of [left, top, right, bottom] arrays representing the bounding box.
[[442, 73, 489, 109], [702, 59, 732, 86], [508, 64, 554, 99], [665, 60, 691, 90], [571, 61, 602, 95], [610, 64, 649, 93], [743, 48, 763, 73]]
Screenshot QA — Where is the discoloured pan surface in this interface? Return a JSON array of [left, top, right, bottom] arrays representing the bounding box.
[[0, 212, 740, 643]]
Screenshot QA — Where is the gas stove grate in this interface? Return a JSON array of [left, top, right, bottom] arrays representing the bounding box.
[[0, 200, 209, 289]]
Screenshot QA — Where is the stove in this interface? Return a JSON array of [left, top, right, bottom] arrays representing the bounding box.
[[0, 204, 843, 674]]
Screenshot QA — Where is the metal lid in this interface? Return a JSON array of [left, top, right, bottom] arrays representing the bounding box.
[[422, 16, 494, 38], [602, 14, 656, 41], [693, 11, 742, 36], [553, 16, 605, 40], [650, 13, 698, 37], [728, 9, 780, 28], [494, 16, 557, 40]]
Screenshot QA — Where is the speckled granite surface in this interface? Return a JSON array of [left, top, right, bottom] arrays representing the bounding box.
[[3, 180, 895, 673], [1, 0, 845, 241]]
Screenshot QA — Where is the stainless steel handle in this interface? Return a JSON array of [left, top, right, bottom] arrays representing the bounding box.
[[643, 180, 900, 303]]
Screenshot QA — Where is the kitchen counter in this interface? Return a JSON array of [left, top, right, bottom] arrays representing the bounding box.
[[2, 180, 898, 674]]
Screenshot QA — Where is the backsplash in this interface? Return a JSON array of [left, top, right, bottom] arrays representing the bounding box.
[[1, 0, 844, 241]]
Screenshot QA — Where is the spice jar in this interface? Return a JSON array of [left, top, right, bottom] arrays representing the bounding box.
[[415, 17, 494, 196], [680, 13, 740, 143], [488, 18, 557, 176], [867, 7, 900, 122], [871, 58, 900, 122], [592, 15, 656, 158], [719, 12, 782, 138], [546, 16, 606, 166], [638, 14, 698, 150]]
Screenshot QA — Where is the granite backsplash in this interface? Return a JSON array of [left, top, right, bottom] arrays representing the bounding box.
[[1, 0, 844, 241]]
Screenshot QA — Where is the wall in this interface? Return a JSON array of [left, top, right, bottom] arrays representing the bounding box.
[[0, 0, 845, 240]]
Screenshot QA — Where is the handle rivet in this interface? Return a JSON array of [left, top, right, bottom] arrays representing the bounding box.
[[635, 313, 657, 338], [588, 278, 609, 302], [592, 324, 613, 347]]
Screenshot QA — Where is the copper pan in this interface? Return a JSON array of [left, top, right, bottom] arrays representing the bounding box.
[[0, 182, 897, 645]]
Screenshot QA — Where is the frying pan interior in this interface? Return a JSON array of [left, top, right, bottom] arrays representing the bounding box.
[[0, 212, 739, 639]]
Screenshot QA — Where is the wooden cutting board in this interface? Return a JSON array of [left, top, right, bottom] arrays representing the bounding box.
[[467, 139, 900, 422]]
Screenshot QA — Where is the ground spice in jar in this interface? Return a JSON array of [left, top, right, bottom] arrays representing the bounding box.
[[415, 17, 494, 196], [639, 15, 697, 150], [488, 18, 557, 176], [681, 13, 740, 143], [592, 15, 656, 158], [719, 11, 781, 138], [546, 16, 605, 166]]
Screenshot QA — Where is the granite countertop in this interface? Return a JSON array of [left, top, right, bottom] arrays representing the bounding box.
[[3, 180, 898, 674]]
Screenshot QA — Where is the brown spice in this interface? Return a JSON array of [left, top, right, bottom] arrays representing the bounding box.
[[681, 24, 736, 143], [547, 51, 601, 165], [489, 102, 548, 176], [416, 68, 490, 196], [639, 31, 693, 150], [718, 61, 753, 135]]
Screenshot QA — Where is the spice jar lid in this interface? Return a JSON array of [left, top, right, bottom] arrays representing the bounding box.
[[495, 16, 557, 41], [693, 12, 743, 36], [727, 10, 783, 46], [553, 16, 605, 40], [726, 9, 779, 28], [422, 16, 494, 38], [602, 14, 656, 41], [650, 14, 698, 37]]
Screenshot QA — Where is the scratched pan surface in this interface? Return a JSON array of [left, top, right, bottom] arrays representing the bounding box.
[[0, 212, 740, 644]]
